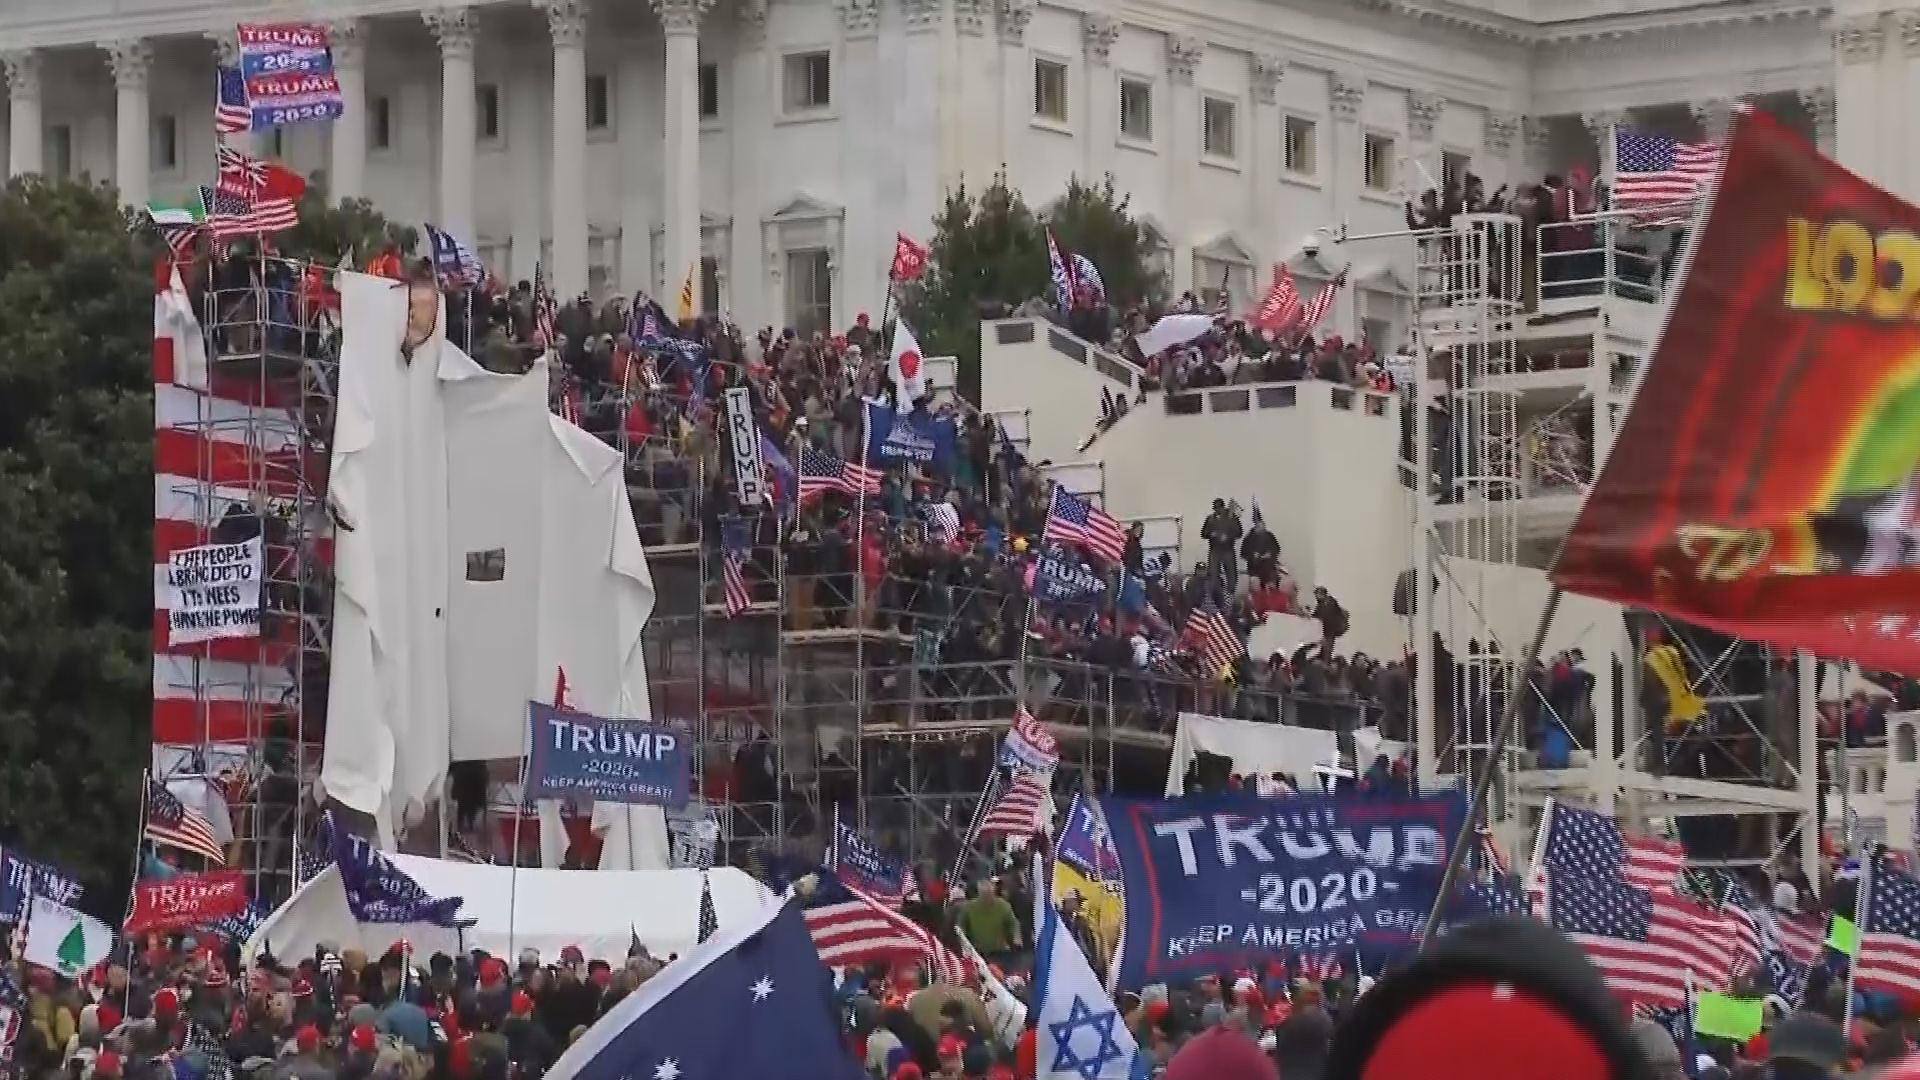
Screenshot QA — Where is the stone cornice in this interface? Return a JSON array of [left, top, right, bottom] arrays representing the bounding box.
[[1531, 0, 1829, 47]]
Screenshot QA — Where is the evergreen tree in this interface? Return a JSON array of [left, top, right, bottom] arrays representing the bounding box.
[[1043, 175, 1166, 310]]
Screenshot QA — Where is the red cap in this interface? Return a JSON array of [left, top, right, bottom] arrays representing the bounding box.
[[292, 979, 313, 998], [479, 959, 505, 986], [560, 945, 584, 965], [1357, 983, 1611, 1080], [295, 1025, 321, 1054], [590, 968, 611, 989], [1163, 1028, 1277, 1080], [891, 1065, 923, 1080], [350, 1025, 377, 1053], [152, 988, 180, 1018], [94, 1050, 123, 1078], [938, 1035, 965, 1059], [96, 1005, 121, 1032], [511, 990, 534, 1016], [1144, 1001, 1170, 1024]]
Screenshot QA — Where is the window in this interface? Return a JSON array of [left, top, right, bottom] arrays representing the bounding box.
[[150, 114, 177, 171], [586, 74, 612, 131], [1442, 150, 1471, 192], [701, 255, 721, 316], [1362, 316, 1392, 349], [1284, 115, 1316, 176], [370, 96, 392, 150], [1119, 78, 1152, 141], [1033, 59, 1068, 123], [783, 52, 832, 113], [785, 248, 832, 336], [1363, 132, 1396, 192], [477, 83, 501, 140], [1201, 97, 1236, 160], [699, 63, 720, 119], [48, 124, 71, 178], [270, 129, 285, 159]]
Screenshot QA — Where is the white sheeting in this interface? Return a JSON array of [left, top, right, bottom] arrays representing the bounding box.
[[1164, 712, 1340, 796], [243, 858, 772, 966]]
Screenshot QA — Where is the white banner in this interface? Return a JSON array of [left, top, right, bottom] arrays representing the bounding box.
[[165, 537, 264, 645], [666, 801, 720, 869], [721, 386, 766, 506]]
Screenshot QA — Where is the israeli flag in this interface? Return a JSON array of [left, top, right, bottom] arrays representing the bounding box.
[[1031, 854, 1146, 1080]]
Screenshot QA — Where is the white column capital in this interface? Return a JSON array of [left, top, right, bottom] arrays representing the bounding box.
[[207, 31, 242, 67], [1690, 97, 1734, 142], [836, 0, 880, 39], [1165, 34, 1202, 86], [4, 49, 42, 102], [1082, 14, 1120, 64], [1249, 52, 1285, 104], [543, 0, 591, 48], [1522, 114, 1555, 152], [1797, 86, 1835, 138], [954, 0, 990, 35], [997, 0, 1034, 45], [327, 18, 366, 68], [1330, 72, 1365, 120], [737, 0, 772, 44], [1833, 14, 1884, 64], [1484, 110, 1520, 156], [105, 40, 153, 91], [899, 0, 940, 33], [652, 0, 712, 36], [424, 7, 479, 59], [1407, 91, 1445, 141], [1900, 11, 1920, 56], [1580, 109, 1626, 140]]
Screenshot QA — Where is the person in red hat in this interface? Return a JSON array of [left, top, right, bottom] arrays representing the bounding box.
[[1163, 1026, 1278, 1080], [501, 988, 557, 1076]]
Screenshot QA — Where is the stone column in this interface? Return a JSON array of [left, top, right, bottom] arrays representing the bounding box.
[[424, 6, 478, 245], [1832, 14, 1884, 186], [545, 0, 591, 299], [1797, 86, 1835, 156], [1248, 53, 1284, 260], [1406, 91, 1444, 192], [1521, 114, 1555, 177], [952, 0, 994, 186], [727, 0, 772, 320], [1690, 97, 1734, 144], [655, 0, 711, 319], [1581, 109, 1626, 175], [1329, 71, 1365, 256], [106, 41, 152, 206], [839, 0, 882, 315], [4, 50, 41, 177], [208, 33, 264, 155], [1081, 16, 1120, 182], [996, 0, 1033, 172], [328, 19, 367, 200], [1164, 34, 1203, 296], [1483, 110, 1520, 193], [1902, 13, 1920, 203]]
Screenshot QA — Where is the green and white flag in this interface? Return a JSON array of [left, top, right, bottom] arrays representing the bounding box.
[[23, 894, 113, 978], [145, 191, 207, 228]]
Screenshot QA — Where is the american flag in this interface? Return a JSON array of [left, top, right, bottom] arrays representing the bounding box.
[[1858, 853, 1920, 999], [976, 770, 1050, 841], [215, 66, 251, 135], [1613, 129, 1723, 211], [1070, 252, 1105, 306], [425, 223, 485, 289], [1250, 268, 1304, 334], [201, 184, 297, 240], [1181, 604, 1244, 677], [1539, 802, 1686, 893], [797, 444, 880, 502], [145, 779, 225, 866], [719, 517, 754, 618], [1045, 228, 1078, 311], [921, 501, 961, 546], [804, 871, 968, 984], [294, 844, 331, 884], [696, 871, 719, 944], [1546, 873, 1711, 1007], [1296, 952, 1345, 983], [1042, 485, 1126, 564], [215, 145, 267, 198], [532, 262, 557, 350], [1299, 268, 1347, 331]]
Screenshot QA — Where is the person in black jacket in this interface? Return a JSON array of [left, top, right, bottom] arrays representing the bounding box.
[[1309, 587, 1349, 658]]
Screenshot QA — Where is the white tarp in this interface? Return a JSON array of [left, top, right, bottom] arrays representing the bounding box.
[[244, 858, 772, 966], [1164, 712, 1340, 796]]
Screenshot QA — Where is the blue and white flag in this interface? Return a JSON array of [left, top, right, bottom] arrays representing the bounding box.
[[325, 812, 472, 927], [425, 223, 484, 288], [827, 818, 912, 906], [0, 847, 82, 921], [1031, 854, 1146, 1080], [545, 900, 864, 1080], [863, 402, 957, 474]]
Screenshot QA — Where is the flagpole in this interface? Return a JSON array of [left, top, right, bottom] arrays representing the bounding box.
[[1843, 852, 1871, 1040], [507, 740, 528, 960], [853, 403, 872, 832], [947, 766, 1005, 896]]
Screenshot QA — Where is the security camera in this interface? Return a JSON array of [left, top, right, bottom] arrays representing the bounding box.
[[1301, 233, 1322, 259]]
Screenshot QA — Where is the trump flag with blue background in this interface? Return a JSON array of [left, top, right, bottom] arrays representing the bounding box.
[[1031, 853, 1147, 1080], [545, 900, 863, 1080], [1097, 790, 1464, 989]]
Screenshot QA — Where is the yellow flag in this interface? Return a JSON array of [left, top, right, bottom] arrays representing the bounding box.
[[676, 265, 696, 322]]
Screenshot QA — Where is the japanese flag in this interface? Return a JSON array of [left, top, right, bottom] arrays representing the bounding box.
[[891, 320, 928, 404]]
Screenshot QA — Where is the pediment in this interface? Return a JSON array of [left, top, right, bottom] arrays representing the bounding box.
[[1194, 233, 1256, 265], [765, 195, 844, 224]]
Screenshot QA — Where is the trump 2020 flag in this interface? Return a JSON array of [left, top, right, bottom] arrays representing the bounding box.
[[1031, 855, 1146, 1080], [546, 900, 864, 1080]]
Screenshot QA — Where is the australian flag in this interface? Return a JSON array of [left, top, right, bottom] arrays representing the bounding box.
[[325, 811, 472, 927], [544, 901, 862, 1080]]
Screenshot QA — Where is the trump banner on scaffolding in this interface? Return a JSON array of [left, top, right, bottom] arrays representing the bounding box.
[[165, 537, 264, 645], [1098, 790, 1465, 989], [526, 702, 692, 809]]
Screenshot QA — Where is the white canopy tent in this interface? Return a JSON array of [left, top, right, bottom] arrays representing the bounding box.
[[245, 857, 773, 966]]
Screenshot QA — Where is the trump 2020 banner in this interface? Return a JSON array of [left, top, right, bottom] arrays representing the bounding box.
[[526, 701, 691, 809], [1098, 791, 1464, 990]]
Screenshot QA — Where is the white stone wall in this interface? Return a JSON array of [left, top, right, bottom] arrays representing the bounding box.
[[0, 0, 1856, 332]]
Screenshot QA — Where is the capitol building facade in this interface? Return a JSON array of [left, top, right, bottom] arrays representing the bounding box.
[[0, 0, 1900, 337]]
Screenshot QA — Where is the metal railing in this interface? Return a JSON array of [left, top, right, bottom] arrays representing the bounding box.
[[1537, 218, 1666, 307]]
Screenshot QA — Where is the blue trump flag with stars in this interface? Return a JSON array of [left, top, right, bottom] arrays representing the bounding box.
[[325, 811, 472, 927], [1031, 854, 1146, 1080], [545, 900, 863, 1080]]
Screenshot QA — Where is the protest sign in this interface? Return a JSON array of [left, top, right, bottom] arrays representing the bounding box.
[[722, 387, 767, 506], [126, 870, 249, 934], [1098, 790, 1464, 989], [165, 537, 263, 645], [666, 801, 720, 868], [526, 702, 691, 809]]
